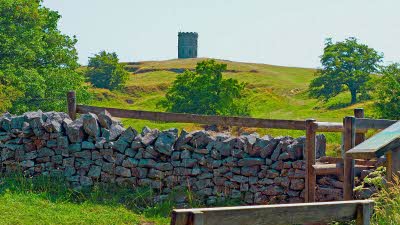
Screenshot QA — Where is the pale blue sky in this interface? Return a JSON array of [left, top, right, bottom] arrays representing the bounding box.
[[43, 0, 400, 68]]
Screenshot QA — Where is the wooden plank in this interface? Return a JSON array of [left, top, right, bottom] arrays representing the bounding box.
[[313, 163, 343, 176], [67, 91, 77, 120], [305, 119, 316, 202], [313, 163, 374, 176], [354, 108, 365, 145], [346, 121, 400, 159], [76, 105, 306, 130], [355, 118, 397, 130], [171, 200, 374, 225], [343, 116, 356, 200]]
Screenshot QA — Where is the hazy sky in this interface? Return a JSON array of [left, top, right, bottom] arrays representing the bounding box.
[[43, 0, 400, 68]]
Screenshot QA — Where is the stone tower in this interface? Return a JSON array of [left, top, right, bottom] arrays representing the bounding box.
[[178, 32, 198, 58]]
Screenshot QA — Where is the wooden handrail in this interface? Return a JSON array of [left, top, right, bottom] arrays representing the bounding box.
[[347, 121, 400, 159], [171, 200, 374, 225], [355, 118, 397, 130]]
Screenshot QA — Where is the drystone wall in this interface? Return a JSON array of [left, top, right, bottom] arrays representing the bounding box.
[[0, 110, 337, 205]]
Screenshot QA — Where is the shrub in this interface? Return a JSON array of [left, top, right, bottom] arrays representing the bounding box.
[[161, 59, 249, 116], [87, 51, 129, 90]]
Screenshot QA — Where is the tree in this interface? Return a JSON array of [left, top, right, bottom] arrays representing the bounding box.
[[86, 51, 129, 90], [161, 59, 249, 116], [374, 63, 400, 120], [309, 37, 383, 104], [0, 0, 89, 114]]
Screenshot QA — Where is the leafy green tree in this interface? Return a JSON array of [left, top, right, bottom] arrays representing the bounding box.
[[86, 51, 129, 90], [0, 0, 89, 114], [309, 37, 383, 104], [374, 63, 400, 119], [161, 59, 249, 116]]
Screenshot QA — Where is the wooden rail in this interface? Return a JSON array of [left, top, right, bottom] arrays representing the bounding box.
[[76, 104, 307, 130], [171, 200, 374, 225]]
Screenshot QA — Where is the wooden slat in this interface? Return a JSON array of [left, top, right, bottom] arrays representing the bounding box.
[[315, 122, 368, 133], [355, 118, 397, 130], [316, 122, 343, 132], [76, 105, 306, 130], [171, 200, 374, 225], [313, 163, 343, 175], [347, 121, 400, 159]]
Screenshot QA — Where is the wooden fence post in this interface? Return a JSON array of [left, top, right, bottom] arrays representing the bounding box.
[[354, 108, 365, 145], [305, 119, 316, 202], [386, 147, 400, 182], [356, 202, 373, 225], [67, 91, 76, 120], [343, 116, 356, 200]]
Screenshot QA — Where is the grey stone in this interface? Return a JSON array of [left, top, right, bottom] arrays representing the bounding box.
[[141, 129, 159, 146], [82, 141, 95, 150], [66, 118, 84, 143], [238, 158, 264, 166], [115, 166, 131, 177], [138, 159, 156, 168], [80, 176, 93, 186], [38, 148, 55, 157], [119, 127, 137, 143], [97, 110, 114, 128], [113, 139, 128, 153], [155, 162, 173, 171], [122, 158, 139, 168], [88, 165, 102, 178], [290, 179, 305, 190]]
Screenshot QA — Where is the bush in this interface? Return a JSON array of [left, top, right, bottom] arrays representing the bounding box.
[[374, 63, 400, 120], [161, 59, 249, 116], [87, 51, 129, 90]]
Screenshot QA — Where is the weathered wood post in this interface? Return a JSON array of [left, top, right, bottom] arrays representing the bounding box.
[[343, 116, 356, 200], [305, 119, 316, 202], [67, 91, 77, 120], [354, 108, 365, 145], [356, 201, 373, 225], [386, 147, 400, 182]]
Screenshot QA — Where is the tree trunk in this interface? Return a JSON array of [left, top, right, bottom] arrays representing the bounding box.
[[350, 89, 357, 104]]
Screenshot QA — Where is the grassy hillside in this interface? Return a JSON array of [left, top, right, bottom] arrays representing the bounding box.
[[88, 58, 374, 155]]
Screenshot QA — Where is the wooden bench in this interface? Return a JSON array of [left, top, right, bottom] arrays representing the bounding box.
[[170, 200, 374, 225]]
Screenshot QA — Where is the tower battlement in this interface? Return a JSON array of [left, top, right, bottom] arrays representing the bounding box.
[[178, 32, 198, 58]]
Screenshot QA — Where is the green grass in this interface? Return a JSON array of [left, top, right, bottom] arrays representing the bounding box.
[[88, 58, 373, 156], [0, 173, 171, 225]]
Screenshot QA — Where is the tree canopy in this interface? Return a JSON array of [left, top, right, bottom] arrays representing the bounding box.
[[161, 59, 249, 116], [86, 51, 129, 90], [0, 0, 89, 114], [374, 63, 400, 120], [309, 37, 383, 104]]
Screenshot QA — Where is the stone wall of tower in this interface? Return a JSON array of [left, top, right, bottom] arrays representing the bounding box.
[[178, 32, 198, 59]]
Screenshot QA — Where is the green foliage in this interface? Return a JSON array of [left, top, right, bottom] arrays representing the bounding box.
[[309, 37, 383, 104], [374, 63, 400, 120], [0, 0, 90, 114], [161, 59, 250, 116], [87, 51, 129, 90]]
